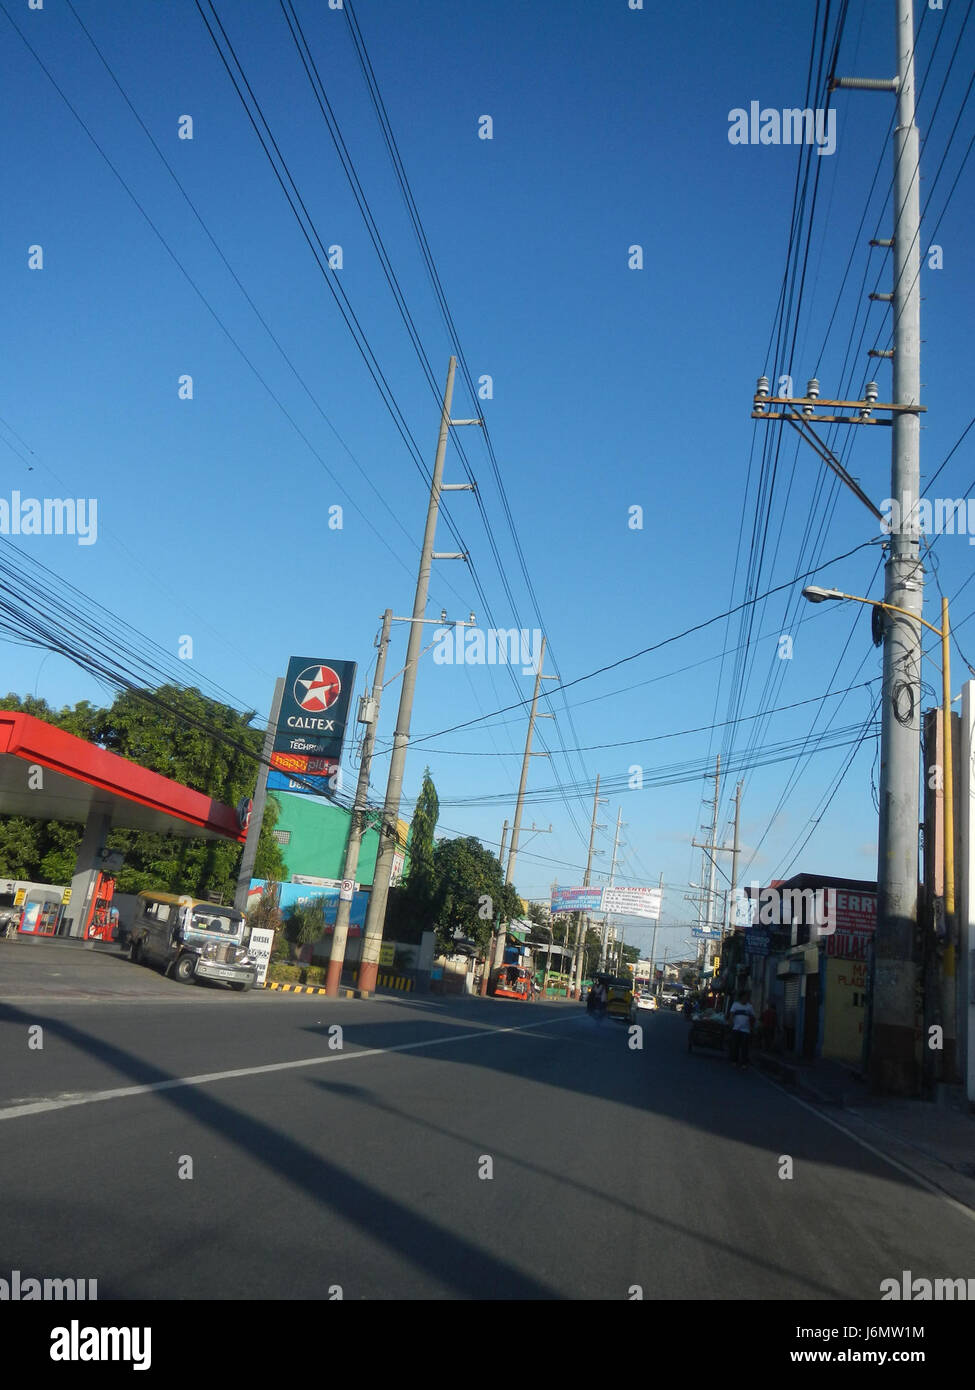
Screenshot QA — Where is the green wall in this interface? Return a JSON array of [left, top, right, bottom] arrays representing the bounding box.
[[272, 793, 408, 886]]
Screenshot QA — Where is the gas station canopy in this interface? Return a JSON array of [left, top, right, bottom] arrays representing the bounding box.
[[0, 712, 246, 842]]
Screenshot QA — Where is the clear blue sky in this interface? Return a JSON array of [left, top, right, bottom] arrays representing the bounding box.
[[2, 0, 973, 961]]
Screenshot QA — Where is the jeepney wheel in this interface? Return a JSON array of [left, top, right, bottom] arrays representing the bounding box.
[[174, 954, 197, 985], [129, 938, 142, 966], [230, 981, 251, 993]]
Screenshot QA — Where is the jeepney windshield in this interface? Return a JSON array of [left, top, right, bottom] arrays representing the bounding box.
[[187, 911, 241, 937]]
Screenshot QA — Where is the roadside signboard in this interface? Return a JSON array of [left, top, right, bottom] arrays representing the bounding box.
[[268, 657, 357, 795], [247, 927, 275, 986], [600, 885, 662, 919], [744, 928, 770, 956], [551, 886, 603, 913]]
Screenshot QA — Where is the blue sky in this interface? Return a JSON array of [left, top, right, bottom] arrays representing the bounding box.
[[2, 0, 973, 961]]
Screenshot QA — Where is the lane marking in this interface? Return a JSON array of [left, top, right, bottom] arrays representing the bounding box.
[[753, 1067, 975, 1224], [0, 1013, 584, 1122]]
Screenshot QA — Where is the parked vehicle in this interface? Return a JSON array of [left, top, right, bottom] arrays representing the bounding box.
[[490, 964, 534, 1000], [128, 892, 256, 991]]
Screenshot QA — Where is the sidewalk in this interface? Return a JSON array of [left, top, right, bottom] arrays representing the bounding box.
[[755, 1048, 975, 1211]]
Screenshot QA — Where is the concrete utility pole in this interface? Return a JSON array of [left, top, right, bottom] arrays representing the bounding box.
[[600, 807, 624, 970], [691, 756, 721, 976], [480, 819, 510, 997], [234, 677, 285, 914], [730, 779, 742, 905], [648, 871, 664, 994], [325, 611, 391, 996], [505, 638, 555, 887], [358, 356, 479, 995], [833, 0, 924, 1093], [574, 775, 606, 995], [873, 0, 924, 1094]]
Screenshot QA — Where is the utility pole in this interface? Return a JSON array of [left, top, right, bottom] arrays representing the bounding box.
[[648, 871, 664, 995], [689, 757, 721, 977], [832, 0, 924, 1093], [574, 775, 606, 996], [325, 611, 391, 996], [505, 638, 556, 886], [601, 807, 624, 971], [480, 819, 510, 997], [730, 780, 742, 900], [234, 677, 285, 914], [358, 357, 479, 995]]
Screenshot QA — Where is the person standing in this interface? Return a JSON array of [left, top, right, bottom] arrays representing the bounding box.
[[728, 990, 756, 1070]]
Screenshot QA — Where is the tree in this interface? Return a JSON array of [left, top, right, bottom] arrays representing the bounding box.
[[406, 768, 438, 890], [246, 879, 283, 952], [526, 902, 549, 928], [396, 769, 439, 936], [284, 896, 327, 960], [428, 835, 520, 957]]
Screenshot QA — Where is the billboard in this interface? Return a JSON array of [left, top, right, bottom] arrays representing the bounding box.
[[601, 885, 662, 920], [551, 886, 604, 913], [270, 657, 357, 794]]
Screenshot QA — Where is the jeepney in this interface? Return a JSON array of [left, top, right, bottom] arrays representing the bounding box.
[[128, 891, 256, 991]]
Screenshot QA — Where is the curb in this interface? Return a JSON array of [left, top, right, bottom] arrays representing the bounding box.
[[351, 972, 414, 993], [264, 981, 355, 998]]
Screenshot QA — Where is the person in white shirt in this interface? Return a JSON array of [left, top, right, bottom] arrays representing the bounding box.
[[728, 990, 756, 1069]]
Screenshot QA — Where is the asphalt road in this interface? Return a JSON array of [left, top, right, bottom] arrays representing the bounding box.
[[1, 946, 972, 1300]]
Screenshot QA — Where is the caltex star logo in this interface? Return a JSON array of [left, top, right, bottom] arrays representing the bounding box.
[[294, 664, 342, 712]]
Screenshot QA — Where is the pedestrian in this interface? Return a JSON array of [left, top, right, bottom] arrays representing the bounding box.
[[728, 989, 756, 1070]]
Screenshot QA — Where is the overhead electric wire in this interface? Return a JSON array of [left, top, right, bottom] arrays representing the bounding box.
[[396, 539, 880, 750]]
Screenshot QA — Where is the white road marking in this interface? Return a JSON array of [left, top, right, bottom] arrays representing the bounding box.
[[0, 1013, 585, 1121]]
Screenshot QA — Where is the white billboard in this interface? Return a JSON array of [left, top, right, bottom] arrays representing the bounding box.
[[600, 885, 662, 920]]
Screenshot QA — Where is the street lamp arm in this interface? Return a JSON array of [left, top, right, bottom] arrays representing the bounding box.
[[804, 587, 944, 638], [847, 592, 943, 639]]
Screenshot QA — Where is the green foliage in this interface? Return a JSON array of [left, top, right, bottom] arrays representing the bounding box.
[[246, 878, 284, 958], [0, 688, 287, 899], [429, 835, 519, 957], [396, 769, 439, 936], [406, 769, 438, 888], [267, 962, 303, 984], [285, 896, 327, 949]]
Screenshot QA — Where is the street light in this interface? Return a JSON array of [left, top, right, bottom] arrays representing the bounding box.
[[801, 585, 956, 1079]]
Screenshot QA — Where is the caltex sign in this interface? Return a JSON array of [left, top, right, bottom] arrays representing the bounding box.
[[269, 656, 357, 794]]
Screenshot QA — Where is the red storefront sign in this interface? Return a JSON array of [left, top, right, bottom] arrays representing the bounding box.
[[822, 890, 876, 958]]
